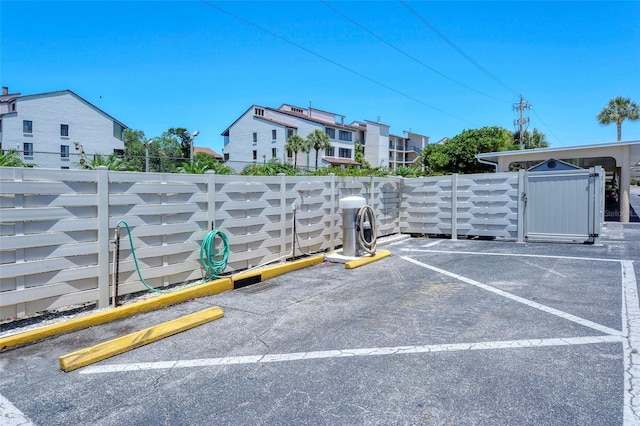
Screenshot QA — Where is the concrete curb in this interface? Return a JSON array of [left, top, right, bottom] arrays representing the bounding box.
[[59, 306, 224, 372], [345, 250, 391, 269], [0, 254, 325, 352]]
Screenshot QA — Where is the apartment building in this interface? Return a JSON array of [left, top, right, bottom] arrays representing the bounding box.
[[221, 103, 429, 172], [0, 87, 127, 169]]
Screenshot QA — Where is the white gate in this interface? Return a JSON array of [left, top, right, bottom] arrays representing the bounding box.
[[523, 166, 603, 244]]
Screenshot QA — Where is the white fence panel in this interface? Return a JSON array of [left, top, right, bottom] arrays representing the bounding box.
[[1, 167, 601, 320], [456, 173, 519, 239]]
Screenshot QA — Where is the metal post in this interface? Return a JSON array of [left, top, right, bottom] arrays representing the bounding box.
[[113, 227, 121, 307], [145, 143, 149, 172]]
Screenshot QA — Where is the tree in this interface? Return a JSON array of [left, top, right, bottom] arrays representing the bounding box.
[[420, 126, 515, 175], [123, 129, 147, 171], [307, 129, 331, 170], [597, 97, 639, 141], [149, 131, 185, 172], [284, 134, 309, 169], [241, 159, 298, 176], [0, 149, 26, 167], [176, 152, 233, 174], [85, 153, 131, 171], [167, 128, 196, 160], [354, 140, 371, 169], [513, 128, 550, 149]]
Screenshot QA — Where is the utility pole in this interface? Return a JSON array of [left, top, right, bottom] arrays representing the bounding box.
[[513, 95, 531, 149]]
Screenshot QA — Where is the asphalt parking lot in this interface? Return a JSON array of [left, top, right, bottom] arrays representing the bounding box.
[[1, 222, 639, 425]]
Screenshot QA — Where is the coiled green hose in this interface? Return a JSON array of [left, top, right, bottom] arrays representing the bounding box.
[[115, 220, 230, 294], [200, 229, 230, 279]]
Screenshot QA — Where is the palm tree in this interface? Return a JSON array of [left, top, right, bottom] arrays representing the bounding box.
[[597, 97, 639, 141], [284, 134, 308, 169], [307, 129, 331, 170], [85, 153, 131, 171], [0, 149, 26, 167], [513, 128, 550, 149]]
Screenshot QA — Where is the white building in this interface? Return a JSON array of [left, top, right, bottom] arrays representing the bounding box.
[[0, 87, 127, 169], [221, 103, 429, 172]]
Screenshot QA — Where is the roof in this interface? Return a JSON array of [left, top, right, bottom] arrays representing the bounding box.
[[254, 116, 299, 129], [0, 92, 21, 103], [477, 140, 640, 163], [267, 106, 360, 131], [222, 103, 361, 136], [194, 147, 223, 159], [528, 158, 582, 172], [11, 89, 128, 128], [322, 156, 361, 166]]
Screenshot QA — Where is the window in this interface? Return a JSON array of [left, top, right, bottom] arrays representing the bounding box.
[[0, 118, 2, 132], [287, 150, 293, 159], [113, 149, 125, 157], [224, 153, 229, 161], [272, 148, 277, 158], [10, 102, 16, 112], [23, 142, 33, 156], [113, 121, 124, 141], [339, 130, 352, 142], [290, 107, 304, 114], [252, 150, 257, 161], [325, 128, 335, 139], [254, 107, 264, 116], [325, 147, 335, 157], [339, 148, 352, 158], [60, 124, 69, 137], [61, 145, 69, 158], [252, 132, 257, 143], [272, 129, 277, 140], [287, 128, 295, 139], [23, 120, 33, 134], [61, 166, 70, 170]]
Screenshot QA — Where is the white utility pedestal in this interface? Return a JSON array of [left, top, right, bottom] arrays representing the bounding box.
[[326, 196, 366, 263]]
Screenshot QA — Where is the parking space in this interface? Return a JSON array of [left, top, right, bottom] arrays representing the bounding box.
[[1, 223, 639, 425]]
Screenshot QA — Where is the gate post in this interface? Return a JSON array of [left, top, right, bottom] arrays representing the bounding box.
[[451, 173, 458, 240], [97, 166, 110, 308], [591, 166, 603, 245], [517, 169, 526, 243]]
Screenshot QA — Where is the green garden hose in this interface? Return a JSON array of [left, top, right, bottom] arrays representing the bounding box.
[[115, 220, 230, 294], [200, 229, 230, 279]]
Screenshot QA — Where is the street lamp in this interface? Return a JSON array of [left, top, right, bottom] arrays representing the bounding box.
[[145, 139, 154, 172], [190, 130, 200, 166]]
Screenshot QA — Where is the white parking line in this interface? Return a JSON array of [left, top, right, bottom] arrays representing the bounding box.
[[401, 256, 623, 336], [621, 260, 640, 425], [79, 335, 622, 375], [0, 393, 34, 426], [422, 239, 445, 248], [402, 248, 622, 263]]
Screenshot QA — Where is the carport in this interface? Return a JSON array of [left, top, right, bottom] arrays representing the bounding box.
[[477, 140, 640, 222]]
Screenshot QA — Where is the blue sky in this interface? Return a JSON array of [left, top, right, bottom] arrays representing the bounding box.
[[2, 1, 639, 154]]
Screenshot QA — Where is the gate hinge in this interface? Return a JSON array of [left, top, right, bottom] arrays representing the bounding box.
[[589, 233, 599, 237], [589, 172, 599, 177]]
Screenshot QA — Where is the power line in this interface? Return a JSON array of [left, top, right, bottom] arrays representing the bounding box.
[[320, 1, 509, 104], [198, 0, 477, 127], [399, 0, 519, 97], [531, 108, 563, 145], [399, 1, 562, 144]]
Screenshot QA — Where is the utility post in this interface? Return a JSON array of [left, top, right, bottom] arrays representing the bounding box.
[[513, 95, 532, 149]]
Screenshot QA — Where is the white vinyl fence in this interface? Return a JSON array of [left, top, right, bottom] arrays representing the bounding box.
[[0, 167, 602, 320], [0, 168, 402, 320]]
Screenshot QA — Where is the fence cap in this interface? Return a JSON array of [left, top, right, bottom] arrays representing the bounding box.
[[339, 196, 366, 209]]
